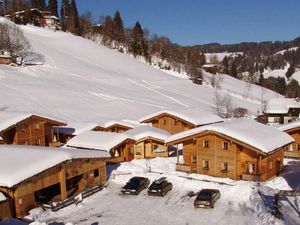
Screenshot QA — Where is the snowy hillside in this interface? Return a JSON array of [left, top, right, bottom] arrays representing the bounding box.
[[0, 21, 281, 123]]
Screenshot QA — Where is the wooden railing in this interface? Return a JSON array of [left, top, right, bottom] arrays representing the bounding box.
[[108, 157, 125, 164], [176, 163, 192, 173], [242, 173, 260, 181], [284, 151, 300, 159]]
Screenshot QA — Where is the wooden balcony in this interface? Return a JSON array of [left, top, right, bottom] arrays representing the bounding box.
[[176, 163, 192, 173], [284, 151, 300, 159], [242, 173, 260, 181], [107, 157, 125, 164]]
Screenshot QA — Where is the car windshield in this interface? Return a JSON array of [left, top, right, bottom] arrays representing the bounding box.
[[196, 191, 212, 201], [150, 182, 161, 189]]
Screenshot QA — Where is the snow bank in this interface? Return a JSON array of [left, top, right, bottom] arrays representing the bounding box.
[[0, 145, 110, 188], [167, 118, 294, 154]]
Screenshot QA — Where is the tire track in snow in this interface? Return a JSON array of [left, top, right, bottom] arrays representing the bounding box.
[[88, 91, 164, 109], [128, 78, 189, 108]]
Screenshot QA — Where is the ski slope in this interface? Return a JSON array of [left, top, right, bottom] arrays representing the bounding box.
[[0, 20, 280, 124]]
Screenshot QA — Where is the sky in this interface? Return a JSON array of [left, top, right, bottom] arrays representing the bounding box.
[[71, 0, 300, 46]]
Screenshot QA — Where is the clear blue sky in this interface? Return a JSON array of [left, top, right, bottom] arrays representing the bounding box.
[[67, 0, 300, 46]]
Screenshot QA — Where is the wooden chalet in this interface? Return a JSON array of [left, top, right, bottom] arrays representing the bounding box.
[[125, 125, 171, 159], [0, 192, 12, 219], [140, 109, 223, 135], [259, 98, 300, 125], [56, 121, 134, 144], [166, 119, 294, 181], [278, 121, 300, 159], [0, 55, 12, 65], [0, 112, 66, 147], [202, 64, 218, 74], [0, 145, 109, 218], [67, 131, 135, 163]]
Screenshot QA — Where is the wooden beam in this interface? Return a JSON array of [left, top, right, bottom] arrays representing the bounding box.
[[59, 165, 67, 200]]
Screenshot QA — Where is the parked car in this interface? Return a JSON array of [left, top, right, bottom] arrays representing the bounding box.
[[121, 176, 150, 195], [194, 189, 221, 208], [148, 177, 173, 197]]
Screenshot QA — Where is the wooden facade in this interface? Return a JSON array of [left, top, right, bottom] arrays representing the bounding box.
[[168, 131, 285, 181], [141, 113, 195, 135], [93, 124, 133, 133], [134, 138, 168, 159], [1, 115, 66, 147], [0, 196, 12, 219], [281, 127, 300, 159], [0, 56, 12, 65], [108, 140, 135, 163], [0, 158, 107, 218]]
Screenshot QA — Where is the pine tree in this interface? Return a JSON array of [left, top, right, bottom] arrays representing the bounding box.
[[48, 0, 58, 17], [60, 0, 70, 31], [129, 21, 149, 59], [113, 10, 125, 44], [31, 0, 46, 10], [69, 0, 80, 35], [285, 65, 295, 80], [230, 61, 238, 78], [222, 56, 229, 74]]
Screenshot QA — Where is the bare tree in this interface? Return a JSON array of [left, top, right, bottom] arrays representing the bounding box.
[[0, 22, 30, 63], [214, 89, 234, 118]]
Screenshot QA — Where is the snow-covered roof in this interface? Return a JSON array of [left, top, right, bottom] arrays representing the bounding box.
[[166, 119, 294, 154], [140, 108, 223, 126], [0, 145, 110, 188], [100, 120, 135, 129], [278, 120, 300, 131], [266, 98, 300, 114], [67, 130, 131, 151], [125, 125, 170, 142], [0, 55, 11, 59], [0, 111, 66, 133], [55, 122, 100, 136]]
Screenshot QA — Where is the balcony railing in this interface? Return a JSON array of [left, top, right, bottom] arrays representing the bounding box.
[[284, 151, 300, 159], [176, 163, 192, 173], [242, 173, 260, 181]]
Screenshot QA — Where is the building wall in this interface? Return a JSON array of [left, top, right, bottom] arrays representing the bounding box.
[[1, 159, 106, 218], [179, 133, 284, 181], [0, 200, 12, 219], [284, 130, 300, 158], [134, 139, 167, 159], [0, 58, 12, 65], [150, 115, 194, 134]]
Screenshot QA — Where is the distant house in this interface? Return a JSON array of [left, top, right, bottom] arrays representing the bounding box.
[[0, 145, 109, 218], [0, 112, 66, 147], [166, 119, 293, 181], [278, 121, 300, 159], [140, 109, 223, 134], [125, 125, 171, 159], [0, 55, 12, 65], [56, 120, 135, 143], [66, 131, 135, 163], [202, 64, 218, 74], [259, 98, 300, 124]]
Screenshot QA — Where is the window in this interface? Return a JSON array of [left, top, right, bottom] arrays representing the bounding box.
[[163, 119, 167, 125], [153, 144, 158, 150], [34, 123, 40, 130], [202, 160, 209, 169], [20, 124, 27, 132], [129, 147, 134, 154], [203, 140, 209, 148], [269, 161, 273, 170], [222, 141, 229, 150], [191, 156, 197, 163], [274, 117, 280, 123], [298, 144, 300, 150], [222, 162, 228, 172], [136, 144, 142, 155], [94, 169, 99, 178]]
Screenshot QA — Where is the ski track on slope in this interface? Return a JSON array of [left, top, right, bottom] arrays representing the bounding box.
[[128, 78, 189, 108]]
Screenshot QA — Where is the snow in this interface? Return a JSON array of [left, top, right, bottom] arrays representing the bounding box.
[[278, 120, 300, 131], [139, 107, 223, 126], [55, 122, 100, 135], [66, 130, 130, 151], [0, 111, 66, 133], [0, 145, 110, 188], [125, 125, 171, 141], [266, 98, 300, 114], [166, 118, 294, 154], [0, 192, 6, 202], [0, 18, 281, 126], [274, 47, 299, 55], [204, 52, 243, 63], [31, 157, 300, 225]]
